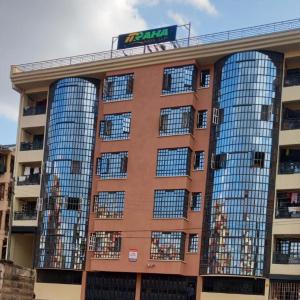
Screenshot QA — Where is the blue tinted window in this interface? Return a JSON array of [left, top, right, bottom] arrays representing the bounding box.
[[202, 51, 283, 277], [162, 65, 197, 95], [37, 77, 99, 270], [150, 232, 186, 261], [89, 231, 121, 259], [156, 148, 192, 176], [153, 189, 188, 218], [100, 112, 131, 141], [94, 191, 125, 219], [97, 152, 128, 179], [160, 106, 194, 136], [103, 73, 134, 102]]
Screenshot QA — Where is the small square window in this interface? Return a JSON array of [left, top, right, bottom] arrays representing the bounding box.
[[200, 70, 210, 88], [197, 111, 207, 129], [261, 105, 272, 121], [188, 234, 198, 253], [67, 197, 80, 210], [252, 152, 265, 168], [194, 151, 205, 170], [212, 153, 227, 169], [71, 161, 81, 174]]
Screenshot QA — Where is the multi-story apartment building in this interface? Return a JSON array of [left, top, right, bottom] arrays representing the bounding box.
[[0, 145, 14, 260], [9, 18, 300, 300]]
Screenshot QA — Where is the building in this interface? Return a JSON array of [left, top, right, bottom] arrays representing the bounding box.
[[0, 145, 14, 260], [9, 18, 300, 300]]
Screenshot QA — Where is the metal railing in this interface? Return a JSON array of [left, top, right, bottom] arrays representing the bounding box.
[[23, 106, 46, 116], [17, 174, 40, 186], [279, 161, 300, 174], [273, 252, 300, 264], [14, 210, 37, 221], [12, 18, 300, 73], [284, 72, 300, 87], [20, 141, 43, 151], [282, 118, 300, 130]]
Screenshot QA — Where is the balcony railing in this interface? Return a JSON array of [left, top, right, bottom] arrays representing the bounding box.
[[282, 118, 300, 130], [273, 252, 300, 264], [23, 105, 46, 116], [11, 18, 300, 73], [279, 162, 300, 174], [20, 141, 43, 151], [14, 210, 37, 221], [17, 174, 40, 186], [284, 73, 300, 87]]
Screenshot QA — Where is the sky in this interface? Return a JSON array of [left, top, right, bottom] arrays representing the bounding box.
[[0, 0, 300, 145]]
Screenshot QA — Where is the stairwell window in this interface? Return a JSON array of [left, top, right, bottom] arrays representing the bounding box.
[[211, 153, 227, 170], [252, 152, 265, 168], [261, 105, 272, 121]]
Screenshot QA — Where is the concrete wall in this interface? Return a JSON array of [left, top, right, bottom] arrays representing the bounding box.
[[10, 234, 34, 268], [35, 283, 81, 300], [0, 260, 34, 300]]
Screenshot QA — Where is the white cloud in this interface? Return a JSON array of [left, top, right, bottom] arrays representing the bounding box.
[[168, 11, 189, 25], [166, 0, 218, 15], [0, 0, 147, 122], [186, 0, 218, 15]]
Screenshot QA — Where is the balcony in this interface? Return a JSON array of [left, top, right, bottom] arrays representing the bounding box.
[[14, 210, 37, 221], [17, 174, 40, 186], [276, 191, 300, 218], [284, 69, 300, 87], [273, 252, 300, 264], [279, 162, 300, 174], [23, 105, 46, 116], [21, 94, 47, 129], [279, 148, 300, 174], [273, 238, 300, 266], [20, 141, 43, 151], [282, 118, 300, 130]]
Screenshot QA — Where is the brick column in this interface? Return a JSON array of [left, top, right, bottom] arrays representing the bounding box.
[[135, 273, 142, 300]]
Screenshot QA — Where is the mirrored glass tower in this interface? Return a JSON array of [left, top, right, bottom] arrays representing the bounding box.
[[202, 51, 283, 277], [36, 77, 99, 270]]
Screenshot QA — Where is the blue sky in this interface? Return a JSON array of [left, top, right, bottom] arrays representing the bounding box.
[[1, 0, 300, 145]]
